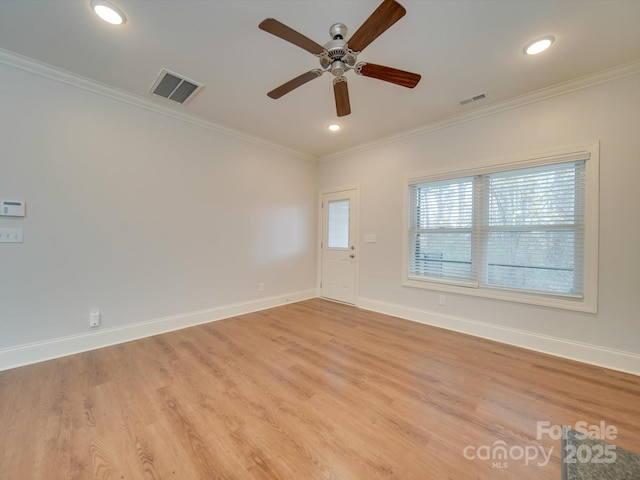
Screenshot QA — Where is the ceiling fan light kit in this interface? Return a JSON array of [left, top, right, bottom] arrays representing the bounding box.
[[259, 0, 421, 117]]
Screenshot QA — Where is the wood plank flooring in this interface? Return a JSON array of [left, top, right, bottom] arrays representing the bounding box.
[[1, 298, 639, 479]]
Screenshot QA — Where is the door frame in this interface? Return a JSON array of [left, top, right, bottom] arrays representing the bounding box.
[[318, 185, 360, 305]]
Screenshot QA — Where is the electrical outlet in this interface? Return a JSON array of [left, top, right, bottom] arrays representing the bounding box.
[[258, 282, 265, 292], [89, 307, 100, 327], [439, 295, 447, 306]]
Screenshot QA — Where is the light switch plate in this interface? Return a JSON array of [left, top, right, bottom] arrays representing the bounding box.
[[0, 228, 23, 243]]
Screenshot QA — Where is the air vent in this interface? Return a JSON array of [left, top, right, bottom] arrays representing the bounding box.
[[459, 92, 487, 106], [149, 69, 203, 104]]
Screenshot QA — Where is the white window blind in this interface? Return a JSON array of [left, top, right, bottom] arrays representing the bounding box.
[[409, 177, 475, 284], [408, 158, 588, 299], [327, 199, 350, 248], [482, 162, 585, 295]]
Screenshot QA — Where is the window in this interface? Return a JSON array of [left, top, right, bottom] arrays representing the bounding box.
[[327, 199, 350, 248], [404, 144, 599, 312]]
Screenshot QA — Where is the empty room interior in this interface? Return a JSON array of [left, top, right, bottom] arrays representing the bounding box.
[[1, 1, 640, 478]]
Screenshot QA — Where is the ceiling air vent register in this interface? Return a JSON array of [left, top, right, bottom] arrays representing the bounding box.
[[149, 69, 203, 104], [459, 92, 487, 106]]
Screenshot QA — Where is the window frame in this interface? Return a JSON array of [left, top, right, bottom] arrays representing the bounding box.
[[402, 142, 599, 313]]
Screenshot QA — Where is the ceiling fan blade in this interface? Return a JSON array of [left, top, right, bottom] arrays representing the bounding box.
[[333, 78, 351, 117], [259, 18, 325, 55], [347, 0, 406, 53], [267, 70, 323, 99], [356, 62, 421, 88]]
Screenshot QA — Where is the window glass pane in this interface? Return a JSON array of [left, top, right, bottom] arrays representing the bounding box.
[[328, 199, 349, 248], [416, 179, 473, 229], [412, 232, 472, 280], [409, 178, 474, 282], [488, 163, 583, 226], [486, 229, 579, 294], [483, 162, 584, 295]]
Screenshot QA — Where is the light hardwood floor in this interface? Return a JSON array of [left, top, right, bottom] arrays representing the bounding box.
[[1, 298, 639, 479]]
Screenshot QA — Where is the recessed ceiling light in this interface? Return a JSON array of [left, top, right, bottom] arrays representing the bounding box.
[[90, 0, 126, 25], [327, 123, 342, 132], [524, 36, 555, 55]]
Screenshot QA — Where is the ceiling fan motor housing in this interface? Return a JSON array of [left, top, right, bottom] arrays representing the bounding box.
[[319, 23, 358, 71]]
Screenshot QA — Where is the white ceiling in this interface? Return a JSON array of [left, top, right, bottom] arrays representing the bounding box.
[[1, 0, 640, 159]]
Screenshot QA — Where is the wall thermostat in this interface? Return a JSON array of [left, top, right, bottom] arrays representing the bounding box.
[[1, 200, 26, 217]]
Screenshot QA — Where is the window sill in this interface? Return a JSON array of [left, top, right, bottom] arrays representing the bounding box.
[[403, 278, 597, 313]]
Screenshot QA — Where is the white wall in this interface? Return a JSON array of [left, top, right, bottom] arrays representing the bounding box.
[[318, 73, 640, 374], [0, 60, 317, 366], [2, 53, 639, 375]]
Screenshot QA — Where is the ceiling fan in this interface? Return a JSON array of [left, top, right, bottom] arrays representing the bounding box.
[[259, 0, 421, 117]]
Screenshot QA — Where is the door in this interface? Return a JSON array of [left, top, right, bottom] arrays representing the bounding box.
[[321, 189, 357, 304]]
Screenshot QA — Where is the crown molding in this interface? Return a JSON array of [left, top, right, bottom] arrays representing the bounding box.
[[3, 47, 638, 166], [0, 48, 317, 163], [319, 59, 640, 163]]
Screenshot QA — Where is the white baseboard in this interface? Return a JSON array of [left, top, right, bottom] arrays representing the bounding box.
[[0, 289, 316, 371], [358, 297, 640, 376], [5, 292, 638, 376]]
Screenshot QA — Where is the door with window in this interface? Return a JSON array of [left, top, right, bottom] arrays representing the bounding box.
[[321, 189, 357, 304]]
